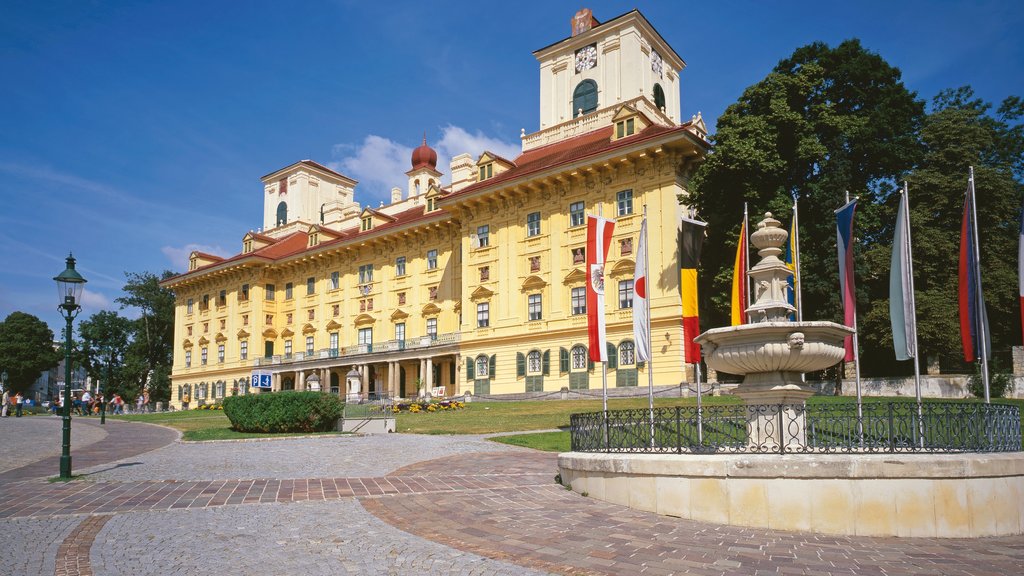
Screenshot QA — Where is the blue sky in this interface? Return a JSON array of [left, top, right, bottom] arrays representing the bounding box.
[[2, 0, 1022, 333]]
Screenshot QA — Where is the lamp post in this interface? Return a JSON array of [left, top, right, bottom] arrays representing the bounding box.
[[54, 253, 87, 479]]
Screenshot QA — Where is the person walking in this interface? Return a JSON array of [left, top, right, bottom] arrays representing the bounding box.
[[1, 390, 9, 417], [81, 389, 92, 416], [112, 394, 124, 415], [135, 394, 144, 413], [14, 392, 24, 417]]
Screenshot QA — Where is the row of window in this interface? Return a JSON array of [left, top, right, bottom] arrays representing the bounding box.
[[474, 280, 634, 328], [176, 380, 241, 402], [469, 341, 638, 380], [183, 320, 442, 367]]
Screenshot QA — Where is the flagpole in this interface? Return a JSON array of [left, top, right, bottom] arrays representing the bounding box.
[[602, 361, 609, 449], [643, 205, 655, 447], [695, 361, 703, 445], [793, 196, 803, 322], [844, 191, 864, 440], [904, 182, 923, 407], [744, 202, 751, 322], [968, 167, 991, 403]]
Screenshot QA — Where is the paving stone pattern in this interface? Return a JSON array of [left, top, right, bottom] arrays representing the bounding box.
[[1, 417, 1023, 576], [77, 433, 519, 482], [0, 416, 107, 474], [91, 499, 552, 576], [0, 515, 80, 576]]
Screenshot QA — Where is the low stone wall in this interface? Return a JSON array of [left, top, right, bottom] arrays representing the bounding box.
[[558, 452, 1024, 537], [809, 375, 1024, 400]]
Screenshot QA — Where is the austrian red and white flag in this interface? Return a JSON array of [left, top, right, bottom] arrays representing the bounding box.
[[633, 217, 650, 362], [587, 214, 616, 362]]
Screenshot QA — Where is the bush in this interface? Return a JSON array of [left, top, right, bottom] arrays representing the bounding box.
[[222, 391, 344, 433], [968, 367, 1011, 399]]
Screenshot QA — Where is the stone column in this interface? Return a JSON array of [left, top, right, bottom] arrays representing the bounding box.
[[297, 370, 305, 391], [361, 365, 370, 400], [1012, 346, 1024, 376], [425, 357, 434, 399], [418, 359, 426, 398], [272, 373, 281, 392]]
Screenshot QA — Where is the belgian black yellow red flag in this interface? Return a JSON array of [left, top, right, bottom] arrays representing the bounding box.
[[679, 217, 706, 364]]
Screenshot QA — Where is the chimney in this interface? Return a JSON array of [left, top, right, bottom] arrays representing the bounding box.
[[449, 153, 476, 193], [391, 187, 402, 203]]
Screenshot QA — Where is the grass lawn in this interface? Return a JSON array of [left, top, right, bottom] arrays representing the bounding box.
[[490, 431, 571, 452], [395, 395, 741, 434]]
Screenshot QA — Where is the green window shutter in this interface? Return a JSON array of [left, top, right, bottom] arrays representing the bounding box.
[[559, 347, 569, 373], [516, 352, 525, 378], [177, 386, 182, 401], [607, 342, 617, 369], [489, 355, 496, 380], [542, 350, 550, 376], [467, 358, 474, 380]]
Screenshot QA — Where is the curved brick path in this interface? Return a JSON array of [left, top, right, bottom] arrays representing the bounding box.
[[1, 422, 1023, 575]]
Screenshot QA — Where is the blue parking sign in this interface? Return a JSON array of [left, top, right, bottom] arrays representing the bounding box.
[[251, 371, 272, 389]]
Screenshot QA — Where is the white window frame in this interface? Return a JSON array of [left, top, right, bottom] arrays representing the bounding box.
[[569, 201, 585, 227], [617, 189, 633, 216], [426, 317, 437, 340], [358, 328, 373, 346], [476, 225, 490, 247], [528, 294, 542, 321], [619, 279, 634, 309], [571, 287, 586, 315], [427, 249, 438, 270], [475, 354, 489, 378], [240, 341, 248, 361], [330, 271, 339, 290], [527, 350, 541, 374], [306, 336, 314, 355], [571, 345, 588, 370], [619, 341, 636, 366], [396, 256, 406, 277], [526, 212, 541, 237], [477, 302, 490, 328]]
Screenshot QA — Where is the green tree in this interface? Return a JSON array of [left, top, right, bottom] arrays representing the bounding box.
[[116, 271, 176, 401], [859, 87, 1024, 371], [77, 310, 133, 396], [690, 40, 924, 335], [0, 312, 60, 393]]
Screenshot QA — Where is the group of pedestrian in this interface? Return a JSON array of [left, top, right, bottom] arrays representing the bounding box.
[[1, 390, 26, 417], [4, 389, 152, 417]]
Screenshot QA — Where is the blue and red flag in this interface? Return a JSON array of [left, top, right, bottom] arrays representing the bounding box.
[[959, 182, 990, 362], [835, 199, 857, 362]]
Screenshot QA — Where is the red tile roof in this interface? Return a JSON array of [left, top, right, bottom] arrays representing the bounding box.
[[445, 122, 705, 201], [161, 203, 447, 288]]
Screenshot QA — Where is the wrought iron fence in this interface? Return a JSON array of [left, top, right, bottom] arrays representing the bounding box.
[[569, 402, 1022, 454]]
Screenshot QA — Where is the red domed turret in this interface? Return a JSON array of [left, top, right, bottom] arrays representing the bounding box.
[[411, 134, 437, 170]]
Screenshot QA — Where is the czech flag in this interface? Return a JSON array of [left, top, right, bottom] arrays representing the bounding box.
[[680, 217, 707, 363], [835, 199, 857, 362], [731, 217, 748, 325], [586, 214, 615, 362]]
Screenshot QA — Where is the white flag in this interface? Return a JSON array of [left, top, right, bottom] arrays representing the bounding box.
[[633, 217, 650, 361]]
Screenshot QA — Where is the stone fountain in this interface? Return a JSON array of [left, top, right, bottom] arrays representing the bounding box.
[[557, 212, 1023, 538], [694, 213, 853, 449]]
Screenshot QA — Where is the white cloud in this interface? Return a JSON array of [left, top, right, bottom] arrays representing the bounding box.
[[80, 288, 110, 309], [436, 125, 520, 165], [329, 125, 520, 206], [161, 243, 230, 272]]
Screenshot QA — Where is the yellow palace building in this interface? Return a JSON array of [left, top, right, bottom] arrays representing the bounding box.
[[161, 8, 709, 409]]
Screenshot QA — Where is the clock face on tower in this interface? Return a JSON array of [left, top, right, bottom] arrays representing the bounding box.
[[575, 44, 597, 73], [651, 49, 663, 77]]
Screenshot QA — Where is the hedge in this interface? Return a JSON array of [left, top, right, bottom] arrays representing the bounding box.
[[222, 391, 344, 433]]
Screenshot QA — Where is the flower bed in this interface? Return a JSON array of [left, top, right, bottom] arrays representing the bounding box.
[[392, 400, 466, 413]]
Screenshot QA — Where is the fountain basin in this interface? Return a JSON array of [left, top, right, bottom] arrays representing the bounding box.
[[694, 321, 853, 377]]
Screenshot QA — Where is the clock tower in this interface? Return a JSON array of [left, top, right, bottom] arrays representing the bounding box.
[[533, 9, 685, 130]]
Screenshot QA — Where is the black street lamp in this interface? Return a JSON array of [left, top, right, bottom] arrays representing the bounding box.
[[54, 253, 87, 479]]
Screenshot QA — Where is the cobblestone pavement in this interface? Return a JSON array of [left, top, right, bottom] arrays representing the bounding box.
[[0, 416, 108, 474], [91, 500, 551, 576], [1, 418, 1023, 576], [77, 432, 521, 482]]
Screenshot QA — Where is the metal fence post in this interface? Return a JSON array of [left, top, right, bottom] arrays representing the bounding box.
[[675, 406, 682, 455]]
